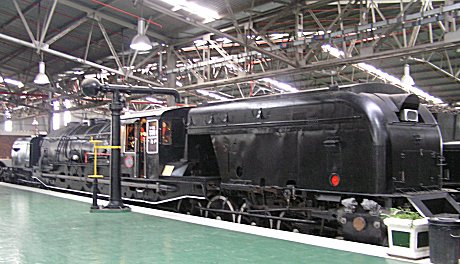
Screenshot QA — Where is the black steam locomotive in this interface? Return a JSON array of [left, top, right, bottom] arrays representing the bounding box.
[[2, 82, 459, 245]]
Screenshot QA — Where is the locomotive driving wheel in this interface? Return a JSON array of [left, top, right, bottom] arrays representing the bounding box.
[[205, 195, 236, 222], [237, 203, 273, 228], [176, 199, 203, 216]]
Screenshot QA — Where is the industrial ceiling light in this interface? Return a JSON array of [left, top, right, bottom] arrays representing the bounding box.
[[401, 64, 415, 86], [34, 61, 50, 85], [130, 18, 152, 51]]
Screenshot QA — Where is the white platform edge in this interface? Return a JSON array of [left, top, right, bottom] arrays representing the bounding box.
[[0, 182, 431, 263]]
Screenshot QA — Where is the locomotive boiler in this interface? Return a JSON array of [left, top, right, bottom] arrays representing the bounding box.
[[2, 82, 459, 246]]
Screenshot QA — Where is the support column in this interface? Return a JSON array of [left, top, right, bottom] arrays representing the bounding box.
[[166, 46, 177, 106]]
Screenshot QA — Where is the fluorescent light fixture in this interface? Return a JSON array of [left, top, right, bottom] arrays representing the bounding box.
[[52, 100, 60, 130], [34, 61, 50, 85], [0, 77, 24, 88], [321, 44, 443, 105], [5, 79, 24, 88], [321, 44, 344, 58], [52, 113, 60, 130], [53, 101, 60, 111], [63, 99, 71, 126], [262, 78, 299, 92], [269, 33, 290, 40], [215, 37, 232, 44], [316, 30, 331, 35], [196, 89, 229, 101], [193, 39, 207, 46], [130, 18, 152, 51], [4, 120, 12, 132], [158, 0, 219, 23], [176, 81, 183, 87], [64, 111, 71, 126]]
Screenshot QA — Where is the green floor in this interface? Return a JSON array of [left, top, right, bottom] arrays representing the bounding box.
[[0, 186, 412, 264]]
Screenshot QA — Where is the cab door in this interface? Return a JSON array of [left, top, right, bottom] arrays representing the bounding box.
[[123, 118, 146, 178], [137, 118, 147, 178], [145, 119, 160, 177]]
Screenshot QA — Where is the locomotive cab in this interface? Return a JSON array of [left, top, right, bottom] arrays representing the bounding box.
[[120, 107, 190, 179]]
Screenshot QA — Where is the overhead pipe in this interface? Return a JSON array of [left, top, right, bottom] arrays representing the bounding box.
[[81, 78, 180, 103], [0, 32, 163, 86]]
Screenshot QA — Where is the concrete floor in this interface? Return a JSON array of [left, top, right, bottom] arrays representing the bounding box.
[[0, 183, 427, 264]]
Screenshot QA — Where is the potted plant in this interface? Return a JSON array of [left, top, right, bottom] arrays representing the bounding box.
[[382, 208, 429, 259]]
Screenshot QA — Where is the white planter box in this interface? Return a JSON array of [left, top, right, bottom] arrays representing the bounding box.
[[383, 217, 429, 259]]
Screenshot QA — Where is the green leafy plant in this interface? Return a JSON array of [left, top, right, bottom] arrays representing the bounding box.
[[388, 207, 422, 220]]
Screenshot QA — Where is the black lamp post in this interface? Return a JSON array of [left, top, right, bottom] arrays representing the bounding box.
[[105, 89, 127, 210]]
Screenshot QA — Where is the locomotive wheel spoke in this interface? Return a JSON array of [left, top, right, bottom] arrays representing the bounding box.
[[205, 195, 236, 222], [237, 203, 273, 229]]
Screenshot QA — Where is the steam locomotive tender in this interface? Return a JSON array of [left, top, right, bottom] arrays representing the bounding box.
[[3, 83, 459, 246]]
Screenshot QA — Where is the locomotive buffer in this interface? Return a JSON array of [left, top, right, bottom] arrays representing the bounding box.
[[81, 78, 180, 212]]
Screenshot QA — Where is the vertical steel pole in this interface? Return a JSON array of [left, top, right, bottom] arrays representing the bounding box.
[[105, 90, 130, 211], [91, 178, 99, 210]]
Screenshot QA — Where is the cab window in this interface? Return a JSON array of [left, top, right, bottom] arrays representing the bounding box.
[[125, 123, 136, 152], [161, 121, 172, 145]]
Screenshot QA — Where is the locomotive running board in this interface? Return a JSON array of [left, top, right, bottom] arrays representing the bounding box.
[[405, 191, 460, 217]]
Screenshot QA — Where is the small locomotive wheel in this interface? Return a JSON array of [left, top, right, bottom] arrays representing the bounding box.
[[205, 195, 236, 222]]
